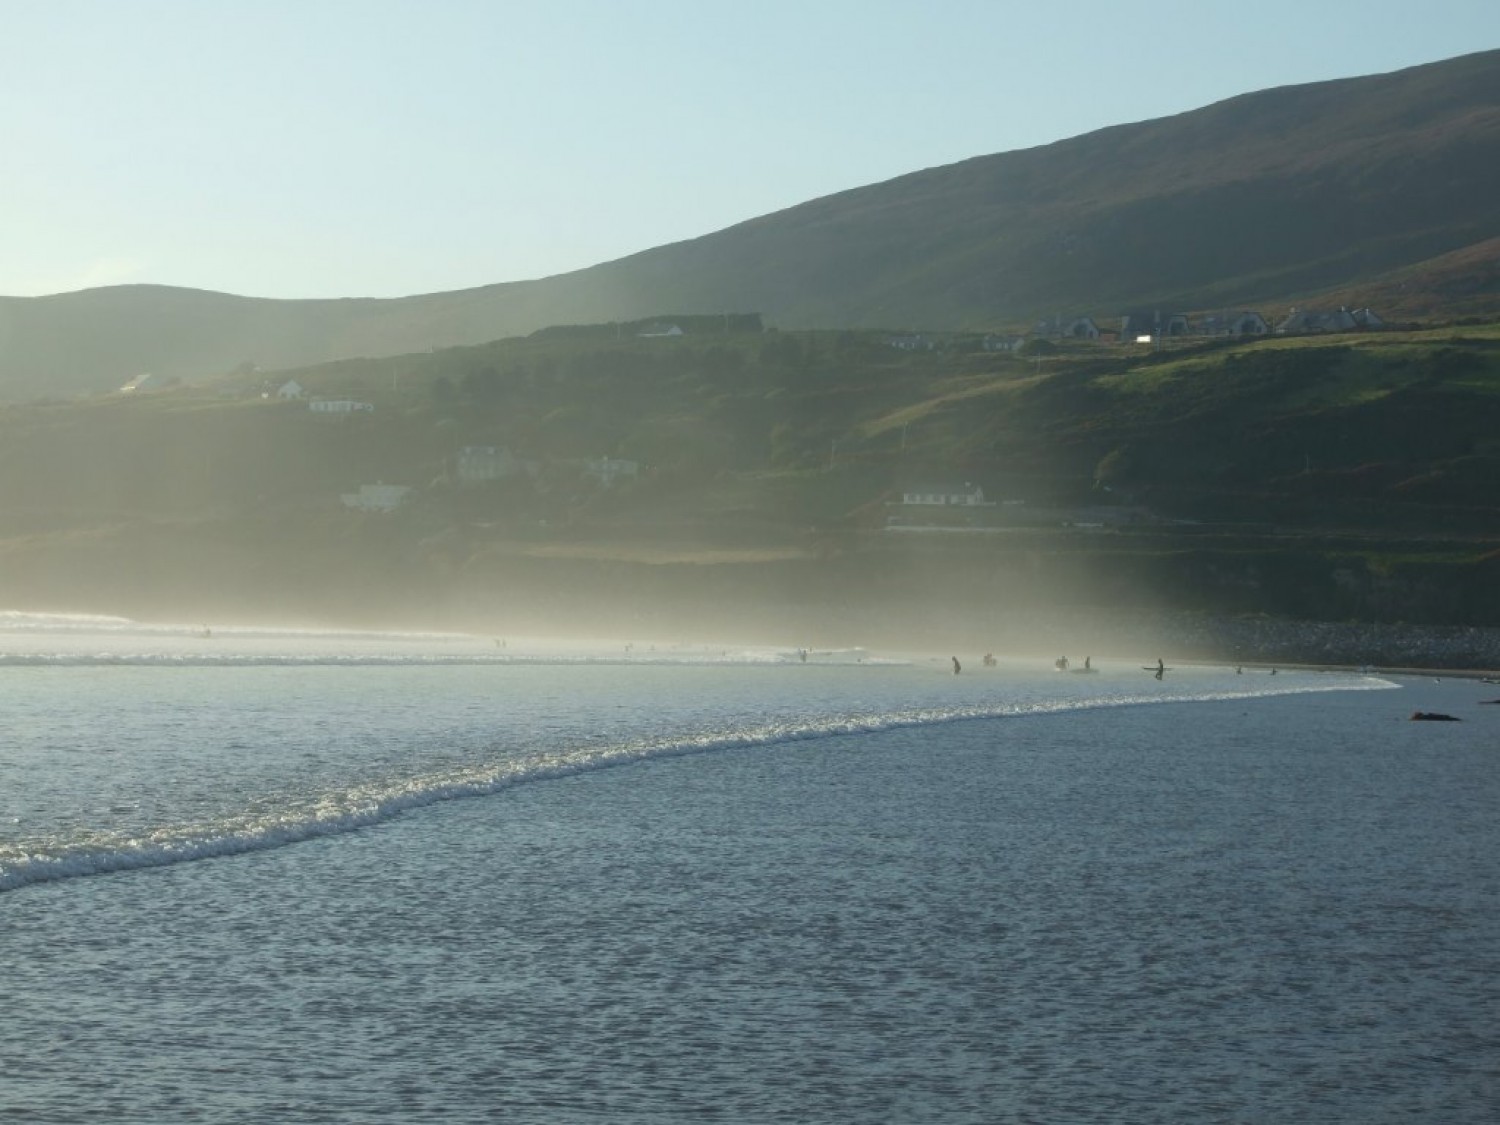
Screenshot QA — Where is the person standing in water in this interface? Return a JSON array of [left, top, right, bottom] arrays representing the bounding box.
[[1154, 658, 1165, 680], [952, 656, 962, 675]]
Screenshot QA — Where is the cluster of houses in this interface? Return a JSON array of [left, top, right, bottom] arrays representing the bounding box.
[[260, 381, 644, 513], [454, 445, 641, 488], [883, 482, 1140, 534], [889, 305, 1387, 354], [270, 380, 374, 413], [1046, 306, 1385, 343], [339, 446, 642, 513], [1010, 306, 1384, 348]]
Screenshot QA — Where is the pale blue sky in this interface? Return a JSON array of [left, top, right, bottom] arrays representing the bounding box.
[[4, 0, 1497, 299]]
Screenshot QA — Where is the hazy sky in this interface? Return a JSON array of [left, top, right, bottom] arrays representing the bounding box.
[[5, 0, 1497, 300]]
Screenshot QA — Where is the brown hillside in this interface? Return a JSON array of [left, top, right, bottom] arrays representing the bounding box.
[[2, 50, 1497, 400]]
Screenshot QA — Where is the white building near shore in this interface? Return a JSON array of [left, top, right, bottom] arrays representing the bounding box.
[[341, 483, 412, 512]]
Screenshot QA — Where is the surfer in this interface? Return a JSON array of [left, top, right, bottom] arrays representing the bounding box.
[[1083, 656, 1091, 671], [983, 652, 996, 667], [952, 656, 962, 675], [1154, 658, 1165, 680]]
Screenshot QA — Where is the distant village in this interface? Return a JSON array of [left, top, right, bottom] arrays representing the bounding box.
[[112, 304, 1389, 520], [892, 305, 1388, 354], [881, 482, 1149, 537], [247, 379, 644, 514], [1058, 304, 1383, 341]]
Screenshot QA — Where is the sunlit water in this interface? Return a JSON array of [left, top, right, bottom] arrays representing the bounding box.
[[3, 613, 1497, 1123]]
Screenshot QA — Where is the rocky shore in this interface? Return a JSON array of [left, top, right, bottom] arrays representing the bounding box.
[[1154, 615, 1500, 673], [941, 606, 1500, 673]]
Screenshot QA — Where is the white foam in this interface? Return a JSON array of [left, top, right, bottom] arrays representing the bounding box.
[[0, 676, 1396, 894], [0, 609, 137, 629]]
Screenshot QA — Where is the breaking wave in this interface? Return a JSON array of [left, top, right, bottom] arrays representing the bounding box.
[[0, 678, 1394, 894]]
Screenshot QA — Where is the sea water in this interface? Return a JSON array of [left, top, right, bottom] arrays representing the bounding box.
[[2, 613, 1497, 1123]]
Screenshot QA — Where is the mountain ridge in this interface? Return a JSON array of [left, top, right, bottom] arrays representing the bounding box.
[[3, 49, 1498, 399]]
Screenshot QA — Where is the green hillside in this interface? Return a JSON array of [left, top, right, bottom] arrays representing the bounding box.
[[2, 324, 1496, 642], [3, 50, 1498, 400]]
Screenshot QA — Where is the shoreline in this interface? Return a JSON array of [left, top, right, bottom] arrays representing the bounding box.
[[826, 608, 1500, 676], [5, 597, 1499, 677]]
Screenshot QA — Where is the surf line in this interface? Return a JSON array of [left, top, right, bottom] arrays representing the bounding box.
[[0, 681, 1392, 894]]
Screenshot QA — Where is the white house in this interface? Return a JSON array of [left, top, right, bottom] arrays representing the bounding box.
[[900, 483, 990, 507], [637, 323, 683, 338], [455, 445, 531, 484], [1276, 307, 1384, 335], [1122, 312, 1192, 339], [341, 483, 412, 512], [887, 334, 935, 351], [1195, 311, 1270, 337], [276, 380, 305, 400], [583, 456, 641, 487], [982, 334, 1027, 353], [310, 399, 374, 414], [1228, 311, 1269, 336]]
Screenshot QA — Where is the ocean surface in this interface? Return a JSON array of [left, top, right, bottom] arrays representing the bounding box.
[[2, 612, 1497, 1123]]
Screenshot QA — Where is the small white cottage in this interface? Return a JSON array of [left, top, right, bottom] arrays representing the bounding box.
[[341, 483, 412, 512]]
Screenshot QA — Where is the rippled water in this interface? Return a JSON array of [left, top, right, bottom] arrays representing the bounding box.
[[3, 616, 1497, 1122]]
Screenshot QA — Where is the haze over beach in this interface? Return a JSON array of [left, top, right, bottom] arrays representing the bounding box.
[[1, 0, 1496, 656]]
